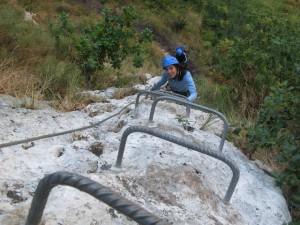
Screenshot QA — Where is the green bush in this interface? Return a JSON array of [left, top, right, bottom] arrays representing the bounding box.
[[49, 12, 75, 48], [202, 0, 229, 41], [246, 81, 300, 213], [203, 0, 300, 115], [47, 5, 153, 84], [143, 0, 171, 11], [203, 1, 300, 221], [75, 5, 153, 81]]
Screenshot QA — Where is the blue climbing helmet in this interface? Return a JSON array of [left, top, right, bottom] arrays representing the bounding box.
[[175, 46, 185, 56], [176, 47, 184, 56], [162, 56, 179, 69], [176, 48, 183, 55]]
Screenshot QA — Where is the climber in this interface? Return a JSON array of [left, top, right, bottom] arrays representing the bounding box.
[[175, 45, 188, 69], [150, 55, 197, 102]]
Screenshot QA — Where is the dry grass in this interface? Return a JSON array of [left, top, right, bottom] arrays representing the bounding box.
[[119, 42, 164, 76], [0, 58, 33, 97], [0, 57, 56, 109], [253, 148, 287, 173], [12, 0, 102, 26], [113, 87, 139, 99], [50, 93, 101, 111]]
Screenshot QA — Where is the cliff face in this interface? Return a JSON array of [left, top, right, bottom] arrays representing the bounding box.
[[0, 76, 291, 225]]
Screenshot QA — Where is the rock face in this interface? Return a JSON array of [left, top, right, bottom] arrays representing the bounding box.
[[0, 78, 291, 225], [24, 11, 38, 26]]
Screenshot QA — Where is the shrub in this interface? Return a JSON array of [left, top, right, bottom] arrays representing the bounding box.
[[49, 12, 75, 48], [203, 0, 300, 116], [246, 81, 300, 216], [75, 5, 153, 81]]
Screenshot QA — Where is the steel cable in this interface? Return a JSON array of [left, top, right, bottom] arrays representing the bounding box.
[[0, 101, 135, 148]]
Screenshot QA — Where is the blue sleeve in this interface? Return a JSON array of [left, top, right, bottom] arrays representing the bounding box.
[[150, 73, 168, 91], [185, 73, 197, 102]]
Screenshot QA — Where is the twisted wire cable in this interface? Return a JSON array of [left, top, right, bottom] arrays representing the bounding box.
[[116, 126, 239, 204], [25, 171, 170, 225], [0, 101, 135, 148]]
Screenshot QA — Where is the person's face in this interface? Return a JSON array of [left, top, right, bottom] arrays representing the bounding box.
[[164, 65, 178, 78]]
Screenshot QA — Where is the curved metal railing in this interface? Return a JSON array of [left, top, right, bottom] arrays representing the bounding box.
[[25, 171, 170, 225], [135, 90, 191, 117], [157, 90, 189, 100], [148, 96, 230, 152], [116, 126, 239, 204]]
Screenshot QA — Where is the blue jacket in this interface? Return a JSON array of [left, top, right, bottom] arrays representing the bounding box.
[[151, 71, 197, 102]]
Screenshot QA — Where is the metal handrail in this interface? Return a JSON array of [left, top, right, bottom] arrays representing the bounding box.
[[148, 96, 230, 152], [157, 90, 189, 100], [135, 90, 190, 117], [25, 171, 170, 225], [116, 126, 239, 204]]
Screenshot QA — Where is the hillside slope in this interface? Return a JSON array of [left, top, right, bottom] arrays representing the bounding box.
[[0, 77, 291, 224]]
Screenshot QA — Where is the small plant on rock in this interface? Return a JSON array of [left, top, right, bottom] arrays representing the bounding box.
[[175, 115, 194, 132]]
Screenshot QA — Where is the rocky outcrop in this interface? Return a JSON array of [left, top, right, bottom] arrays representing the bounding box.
[[0, 77, 291, 224]]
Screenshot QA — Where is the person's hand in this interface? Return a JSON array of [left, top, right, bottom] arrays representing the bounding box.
[[146, 86, 153, 91], [144, 86, 154, 100]]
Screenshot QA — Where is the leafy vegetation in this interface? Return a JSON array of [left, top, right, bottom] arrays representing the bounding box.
[[202, 0, 300, 221], [246, 81, 300, 219], [203, 0, 300, 115], [48, 5, 153, 82], [75, 6, 153, 79], [0, 2, 159, 107]]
